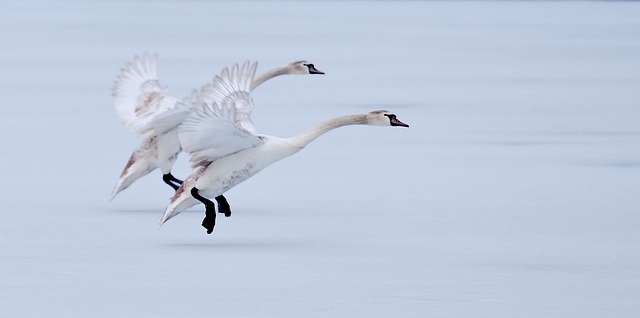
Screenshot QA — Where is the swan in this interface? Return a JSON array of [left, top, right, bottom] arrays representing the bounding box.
[[158, 63, 409, 234], [109, 53, 325, 202]]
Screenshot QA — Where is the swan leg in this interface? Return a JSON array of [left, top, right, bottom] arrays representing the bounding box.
[[167, 173, 183, 184], [215, 195, 232, 217], [191, 187, 216, 234], [162, 173, 183, 191]]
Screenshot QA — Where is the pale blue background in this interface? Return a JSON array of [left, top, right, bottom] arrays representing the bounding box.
[[1, 1, 639, 317]]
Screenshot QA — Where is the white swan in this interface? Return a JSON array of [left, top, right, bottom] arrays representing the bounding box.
[[158, 63, 409, 234], [109, 53, 324, 201]]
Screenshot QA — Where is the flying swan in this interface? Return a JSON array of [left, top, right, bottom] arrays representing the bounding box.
[[109, 53, 325, 203], [159, 62, 409, 234]]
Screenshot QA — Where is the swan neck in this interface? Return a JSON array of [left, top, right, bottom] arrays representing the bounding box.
[[289, 114, 368, 148], [250, 66, 289, 91]]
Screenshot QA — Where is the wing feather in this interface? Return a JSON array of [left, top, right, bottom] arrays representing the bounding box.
[[112, 52, 189, 135], [179, 61, 262, 168]]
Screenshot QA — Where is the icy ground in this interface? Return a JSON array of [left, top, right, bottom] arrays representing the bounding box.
[[1, 1, 639, 317]]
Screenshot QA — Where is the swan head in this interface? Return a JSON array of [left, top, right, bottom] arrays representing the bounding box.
[[288, 60, 325, 75], [366, 110, 410, 127]]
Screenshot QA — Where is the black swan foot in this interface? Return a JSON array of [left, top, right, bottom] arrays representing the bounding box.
[[191, 187, 217, 234], [202, 215, 216, 234], [163, 173, 183, 191], [215, 195, 232, 217]]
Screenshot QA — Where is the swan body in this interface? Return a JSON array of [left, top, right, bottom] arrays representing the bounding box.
[[160, 136, 298, 223], [110, 53, 324, 200], [158, 64, 408, 232]]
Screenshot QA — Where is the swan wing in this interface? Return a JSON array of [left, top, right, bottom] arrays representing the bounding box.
[[180, 63, 262, 168], [195, 61, 259, 133], [179, 99, 263, 168], [112, 52, 189, 135]]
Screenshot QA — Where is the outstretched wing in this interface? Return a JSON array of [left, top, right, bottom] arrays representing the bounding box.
[[179, 61, 262, 168], [194, 61, 259, 133], [111, 52, 189, 135]]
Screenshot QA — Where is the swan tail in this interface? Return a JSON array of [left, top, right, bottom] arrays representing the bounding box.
[[158, 174, 200, 227], [109, 151, 155, 202]]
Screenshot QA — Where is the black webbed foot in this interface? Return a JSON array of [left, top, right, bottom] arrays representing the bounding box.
[[191, 187, 217, 234], [202, 210, 216, 234], [170, 176, 184, 184], [163, 173, 182, 191], [215, 195, 232, 217]]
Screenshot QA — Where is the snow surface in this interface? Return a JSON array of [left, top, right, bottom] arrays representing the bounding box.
[[1, 1, 640, 317]]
